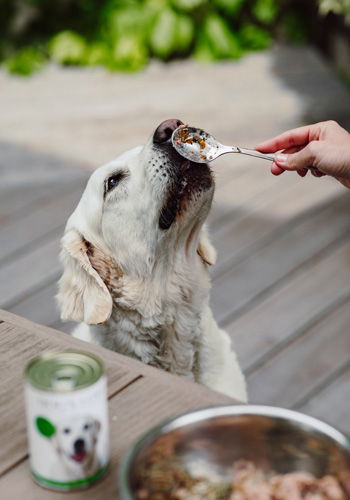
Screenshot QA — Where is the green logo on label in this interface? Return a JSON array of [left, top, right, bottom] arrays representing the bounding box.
[[35, 417, 56, 438]]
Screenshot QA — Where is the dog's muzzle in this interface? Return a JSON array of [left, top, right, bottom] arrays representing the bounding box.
[[153, 118, 213, 230]]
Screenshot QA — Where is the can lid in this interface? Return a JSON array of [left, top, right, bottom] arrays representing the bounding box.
[[25, 350, 104, 392]]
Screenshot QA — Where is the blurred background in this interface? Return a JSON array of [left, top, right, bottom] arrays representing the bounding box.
[[1, 0, 350, 432]]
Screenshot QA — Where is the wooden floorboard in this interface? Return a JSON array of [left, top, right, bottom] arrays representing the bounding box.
[[211, 193, 350, 325], [0, 234, 62, 309], [0, 183, 84, 263], [246, 296, 350, 419], [226, 238, 350, 374], [297, 363, 350, 436], [8, 281, 61, 327]]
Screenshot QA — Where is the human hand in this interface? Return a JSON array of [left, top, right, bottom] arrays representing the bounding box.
[[255, 121, 350, 188]]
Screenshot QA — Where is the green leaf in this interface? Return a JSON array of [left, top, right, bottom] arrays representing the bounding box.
[[239, 23, 271, 50], [203, 13, 241, 59], [110, 35, 147, 72], [149, 8, 177, 59], [108, 6, 148, 39], [49, 31, 88, 65], [193, 29, 216, 62], [175, 14, 194, 53], [6, 47, 45, 76], [171, 0, 207, 13], [252, 0, 279, 25], [86, 42, 109, 66], [36, 417, 56, 438], [213, 0, 246, 16]]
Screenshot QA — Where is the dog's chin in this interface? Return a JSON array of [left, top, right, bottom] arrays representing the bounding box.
[[159, 154, 213, 231]]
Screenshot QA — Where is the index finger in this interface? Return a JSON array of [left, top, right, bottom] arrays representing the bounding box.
[[255, 124, 319, 153]]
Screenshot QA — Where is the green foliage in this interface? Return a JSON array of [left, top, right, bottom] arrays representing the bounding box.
[[111, 35, 148, 71], [202, 13, 241, 59], [5, 47, 46, 76], [252, 0, 279, 25], [0, 0, 315, 75], [213, 0, 246, 17], [282, 11, 308, 44], [239, 23, 271, 50], [49, 31, 88, 65], [149, 8, 178, 58]]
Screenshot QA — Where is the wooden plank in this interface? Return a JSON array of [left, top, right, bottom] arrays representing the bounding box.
[[298, 365, 350, 436], [208, 161, 288, 227], [0, 234, 61, 309], [211, 179, 344, 277], [7, 279, 75, 333], [246, 298, 350, 422], [0, 186, 83, 264], [0, 173, 86, 227], [0, 319, 141, 476], [210, 194, 350, 325], [0, 182, 68, 225], [226, 239, 350, 372], [1, 376, 233, 499], [210, 165, 341, 235], [8, 282, 62, 327]]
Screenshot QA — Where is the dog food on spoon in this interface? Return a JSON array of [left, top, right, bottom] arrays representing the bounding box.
[[172, 125, 277, 164], [24, 350, 109, 491]]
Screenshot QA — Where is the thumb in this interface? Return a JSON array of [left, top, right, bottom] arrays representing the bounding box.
[[275, 141, 322, 171]]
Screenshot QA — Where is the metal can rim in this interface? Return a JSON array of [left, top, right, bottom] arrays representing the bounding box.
[[25, 349, 105, 392]]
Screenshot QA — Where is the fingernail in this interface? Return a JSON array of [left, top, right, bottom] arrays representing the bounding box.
[[275, 154, 288, 166]]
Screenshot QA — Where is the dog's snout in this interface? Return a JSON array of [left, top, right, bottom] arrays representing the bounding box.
[[153, 119, 183, 144], [74, 438, 85, 452]]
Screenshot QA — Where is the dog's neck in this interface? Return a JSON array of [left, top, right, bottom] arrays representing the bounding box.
[[87, 244, 211, 380]]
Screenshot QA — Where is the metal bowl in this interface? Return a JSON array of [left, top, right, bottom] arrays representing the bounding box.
[[119, 405, 350, 499]]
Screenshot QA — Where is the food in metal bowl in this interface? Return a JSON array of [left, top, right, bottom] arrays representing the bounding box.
[[134, 456, 346, 500], [119, 406, 350, 500]]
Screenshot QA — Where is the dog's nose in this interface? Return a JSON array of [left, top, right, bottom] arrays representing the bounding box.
[[153, 119, 183, 144], [74, 438, 85, 452]]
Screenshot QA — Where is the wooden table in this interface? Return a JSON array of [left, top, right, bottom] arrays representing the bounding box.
[[0, 309, 234, 499]]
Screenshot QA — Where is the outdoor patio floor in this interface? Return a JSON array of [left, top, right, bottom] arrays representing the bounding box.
[[1, 45, 350, 434]]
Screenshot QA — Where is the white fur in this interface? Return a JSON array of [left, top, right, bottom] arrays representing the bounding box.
[[57, 130, 247, 402]]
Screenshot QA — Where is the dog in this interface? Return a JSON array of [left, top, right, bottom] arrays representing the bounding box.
[[48, 416, 101, 480], [57, 119, 247, 402]]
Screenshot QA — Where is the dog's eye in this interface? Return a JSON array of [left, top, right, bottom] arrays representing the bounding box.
[[105, 172, 125, 194], [63, 428, 70, 434], [83, 423, 90, 431]]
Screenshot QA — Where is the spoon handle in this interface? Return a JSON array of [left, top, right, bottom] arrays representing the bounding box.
[[235, 147, 275, 162], [233, 147, 320, 173]]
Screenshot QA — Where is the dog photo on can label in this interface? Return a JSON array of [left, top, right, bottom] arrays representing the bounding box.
[[35, 415, 102, 481]]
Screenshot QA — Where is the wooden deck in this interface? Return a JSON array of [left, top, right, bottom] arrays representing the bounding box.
[[1, 45, 350, 435]]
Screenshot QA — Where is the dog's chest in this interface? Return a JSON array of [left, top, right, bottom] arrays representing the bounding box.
[[91, 303, 202, 380]]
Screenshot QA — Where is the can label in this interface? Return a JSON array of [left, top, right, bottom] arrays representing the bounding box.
[[25, 374, 109, 490]]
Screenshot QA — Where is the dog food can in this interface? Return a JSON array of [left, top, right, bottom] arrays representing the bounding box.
[[24, 350, 109, 491]]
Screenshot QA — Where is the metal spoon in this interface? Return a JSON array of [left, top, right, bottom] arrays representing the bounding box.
[[172, 126, 275, 164]]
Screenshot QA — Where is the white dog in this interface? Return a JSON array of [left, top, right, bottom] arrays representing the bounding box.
[[57, 119, 247, 402], [50, 416, 101, 480]]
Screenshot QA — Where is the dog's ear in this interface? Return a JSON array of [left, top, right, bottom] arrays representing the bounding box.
[[57, 229, 113, 325], [197, 225, 217, 266]]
